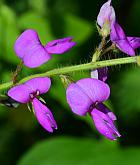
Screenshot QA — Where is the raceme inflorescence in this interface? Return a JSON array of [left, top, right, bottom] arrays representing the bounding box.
[[1, 0, 140, 141]]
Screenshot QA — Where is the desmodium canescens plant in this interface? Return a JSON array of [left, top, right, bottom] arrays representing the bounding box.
[[1, 0, 140, 140]]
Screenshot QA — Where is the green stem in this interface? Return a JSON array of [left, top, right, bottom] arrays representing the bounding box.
[[92, 50, 101, 62], [92, 37, 106, 62], [0, 56, 139, 91], [12, 60, 23, 85]]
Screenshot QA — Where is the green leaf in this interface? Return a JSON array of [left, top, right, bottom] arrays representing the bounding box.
[[0, 5, 19, 64], [126, 0, 140, 33], [28, 0, 47, 15], [18, 137, 140, 165], [111, 67, 140, 121], [64, 14, 94, 44], [49, 76, 68, 108], [18, 11, 54, 44]]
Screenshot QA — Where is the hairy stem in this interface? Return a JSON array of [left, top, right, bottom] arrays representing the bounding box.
[[100, 44, 115, 57], [0, 56, 139, 91], [92, 37, 106, 62], [12, 60, 23, 85]]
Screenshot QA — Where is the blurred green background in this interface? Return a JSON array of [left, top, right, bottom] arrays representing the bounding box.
[[1, 0, 140, 164]]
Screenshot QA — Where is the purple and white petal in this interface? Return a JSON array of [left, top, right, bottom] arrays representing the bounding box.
[[91, 70, 99, 80], [91, 67, 108, 82], [91, 104, 121, 140], [8, 77, 51, 103], [97, 0, 115, 28], [32, 98, 57, 132], [45, 37, 76, 54], [77, 78, 110, 103], [66, 83, 92, 116], [25, 77, 51, 95], [8, 84, 31, 103]]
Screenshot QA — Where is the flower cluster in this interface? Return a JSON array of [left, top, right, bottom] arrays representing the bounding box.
[[97, 0, 140, 56], [6, 0, 140, 141], [8, 29, 76, 132]]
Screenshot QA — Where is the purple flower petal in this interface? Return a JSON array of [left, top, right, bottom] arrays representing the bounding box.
[[14, 29, 51, 68], [97, 0, 115, 28], [127, 37, 140, 49], [115, 39, 135, 56], [32, 98, 57, 132], [66, 78, 110, 116], [23, 44, 51, 68], [91, 67, 108, 82], [8, 84, 31, 103], [14, 29, 40, 59], [45, 37, 76, 54], [110, 22, 126, 41], [91, 103, 121, 140], [8, 77, 51, 103], [46, 37, 73, 47], [96, 103, 116, 121], [110, 23, 135, 56], [77, 78, 110, 103], [66, 83, 92, 116], [25, 77, 51, 95]]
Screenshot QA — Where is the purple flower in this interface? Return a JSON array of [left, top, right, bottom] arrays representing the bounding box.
[[66, 78, 120, 140], [8, 77, 57, 132], [97, 0, 115, 28], [91, 67, 108, 82], [110, 22, 140, 56], [14, 29, 76, 68], [91, 103, 121, 140]]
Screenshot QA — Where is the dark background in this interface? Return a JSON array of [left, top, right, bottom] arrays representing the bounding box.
[[1, 0, 140, 164]]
